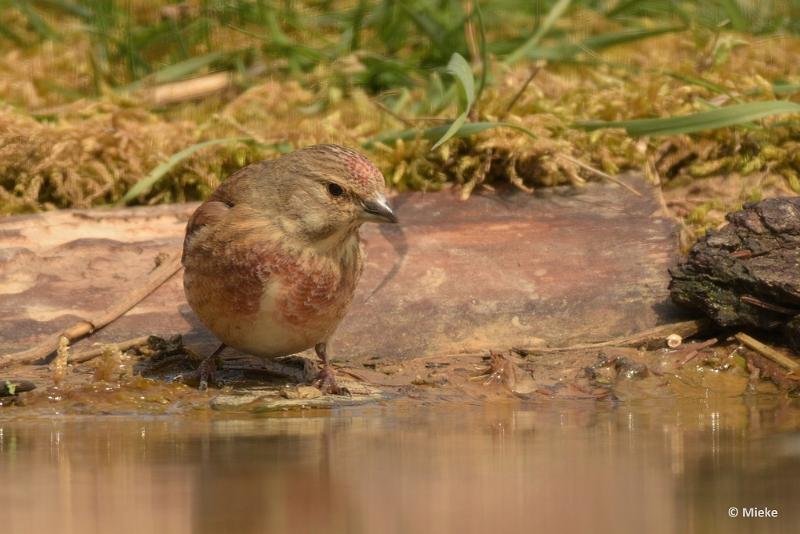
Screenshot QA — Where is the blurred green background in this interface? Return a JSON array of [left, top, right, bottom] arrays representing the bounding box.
[[1, 0, 799, 238]]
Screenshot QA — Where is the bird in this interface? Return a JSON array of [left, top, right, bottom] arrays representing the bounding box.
[[181, 144, 398, 393]]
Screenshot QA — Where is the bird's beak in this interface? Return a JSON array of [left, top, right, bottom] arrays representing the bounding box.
[[360, 196, 398, 224]]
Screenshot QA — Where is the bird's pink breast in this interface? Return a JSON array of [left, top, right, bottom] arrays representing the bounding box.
[[184, 234, 361, 355]]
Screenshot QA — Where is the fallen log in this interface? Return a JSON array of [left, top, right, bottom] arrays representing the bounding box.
[[2, 177, 682, 365]]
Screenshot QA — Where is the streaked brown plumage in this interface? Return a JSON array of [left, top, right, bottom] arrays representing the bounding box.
[[182, 144, 397, 392]]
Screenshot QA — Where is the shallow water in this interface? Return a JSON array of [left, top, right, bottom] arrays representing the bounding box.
[[2, 396, 799, 534]]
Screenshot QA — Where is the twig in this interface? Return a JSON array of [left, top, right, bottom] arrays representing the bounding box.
[[1, 253, 183, 367], [371, 99, 449, 125], [69, 336, 152, 364], [735, 332, 800, 373], [514, 319, 709, 354], [372, 99, 415, 127], [335, 368, 368, 382], [557, 154, 642, 197], [501, 61, 544, 118], [745, 351, 800, 389], [740, 295, 800, 316], [676, 338, 718, 367], [148, 72, 233, 106]]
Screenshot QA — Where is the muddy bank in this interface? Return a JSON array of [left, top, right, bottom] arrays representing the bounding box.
[[1, 178, 794, 414]]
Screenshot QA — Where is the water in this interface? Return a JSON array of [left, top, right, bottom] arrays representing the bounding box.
[[2, 397, 799, 534]]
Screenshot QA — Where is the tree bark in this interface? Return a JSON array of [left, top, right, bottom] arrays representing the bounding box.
[[670, 197, 800, 351]]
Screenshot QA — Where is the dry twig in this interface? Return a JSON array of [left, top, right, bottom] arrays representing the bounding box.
[[148, 72, 233, 106], [69, 336, 152, 364], [514, 319, 709, 355], [0, 254, 183, 367], [735, 332, 800, 373], [676, 338, 719, 367], [501, 61, 544, 118], [740, 295, 800, 316], [557, 154, 642, 197]]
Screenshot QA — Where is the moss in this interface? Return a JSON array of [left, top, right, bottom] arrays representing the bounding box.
[[0, 3, 798, 238]]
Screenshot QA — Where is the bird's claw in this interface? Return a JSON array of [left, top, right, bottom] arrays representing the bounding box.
[[313, 367, 350, 396], [178, 355, 221, 390]]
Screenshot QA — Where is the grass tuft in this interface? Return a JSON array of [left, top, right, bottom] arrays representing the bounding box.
[[0, 0, 798, 235]]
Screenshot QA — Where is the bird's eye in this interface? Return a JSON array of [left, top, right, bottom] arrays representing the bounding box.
[[327, 182, 344, 197]]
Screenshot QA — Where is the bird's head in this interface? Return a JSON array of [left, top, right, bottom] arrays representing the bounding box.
[[244, 144, 397, 247]]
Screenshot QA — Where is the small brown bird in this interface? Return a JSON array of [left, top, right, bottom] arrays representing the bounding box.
[[181, 144, 397, 392]]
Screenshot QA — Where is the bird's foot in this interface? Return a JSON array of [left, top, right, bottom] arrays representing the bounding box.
[[178, 354, 222, 391], [470, 351, 514, 386], [469, 351, 538, 395], [313, 366, 350, 396]]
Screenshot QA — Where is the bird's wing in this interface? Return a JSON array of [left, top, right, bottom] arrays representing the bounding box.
[[181, 164, 257, 263], [182, 200, 231, 264]]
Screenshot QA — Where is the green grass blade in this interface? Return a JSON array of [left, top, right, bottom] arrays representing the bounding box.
[[0, 23, 26, 46], [474, 1, 488, 104], [718, 0, 748, 32], [349, 0, 369, 50], [117, 137, 251, 206], [446, 52, 475, 106], [15, 0, 57, 40], [505, 0, 572, 65], [573, 101, 800, 137], [401, 5, 447, 50], [771, 83, 800, 96], [666, 72, 743, 102], [117, 51, 230, 92], [582, 25, 684, 50], [431, 53, 476, 150], [606, 0, 690, 23], [365, 121, 537, 148], [151, 52, 226, 84], [34, 0, 93, 19], [606, 0, 649, 17], [520, 25, 683, 61], [431, 115, 469, 150]]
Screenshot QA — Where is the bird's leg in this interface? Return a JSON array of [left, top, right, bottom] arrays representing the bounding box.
[[313, 342, 348, 396], [179, 343, 226, 390]]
